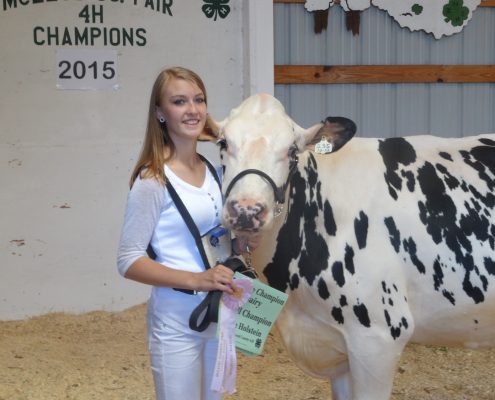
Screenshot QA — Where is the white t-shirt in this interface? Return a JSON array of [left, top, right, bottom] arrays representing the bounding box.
[[117, 161, 223, 336]]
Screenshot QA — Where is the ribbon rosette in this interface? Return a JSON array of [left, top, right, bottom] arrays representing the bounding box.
[[211, 278, 253, 394]]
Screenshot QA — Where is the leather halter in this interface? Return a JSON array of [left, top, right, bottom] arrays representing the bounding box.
[[224, 147, 299, 213]]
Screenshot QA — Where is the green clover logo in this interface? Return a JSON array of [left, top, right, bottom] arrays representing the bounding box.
[[202, 0, 231, 21], [411, 4, 423, 15], [443, 0, 470, 27]]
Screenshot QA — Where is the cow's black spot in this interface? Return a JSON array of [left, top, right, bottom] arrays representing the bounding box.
[[401, 170, 416, 192], [459, 201, 490, 243], [433, 258, 444, 291], [479, 137, 495, 146], [317, 277, 330, 299], [402, 237, 426, 274], [384, 216, 401, 253], [332, 261, 345, 287], [390, 327, 401, 339], [463, 271, 485, 304], [485, 258, 495, 275], [439, 151, 453, 161], [436, 163, 460, 190], [442, 289, 456, 305], [462, 144, 495, 192], [388, 298, 394, 306], [381, 281, 391, 294], [307, 153, 319, 199], [353, 303, 371, 327], [384, 310, 405, 340], [480, 273, 488, 291], [401, 317, 409, 329], [379, 137, 417, 200], [468, 197, 482, 213], [298, 155, 330, 286], [323, 200, 337, 236], [344, 244, 355, 275], [432, 257, 456, 304], [264, 170, 306, 291], [299, 234, 329, 286], [417, 162, 459, 246], [467, 184, 495, 211], [290, 274, 300, 290], [332, 307, 344, 324], [354, 211, 368, 249], [340, 295, 348, 307], [384, 309, 391, 326]]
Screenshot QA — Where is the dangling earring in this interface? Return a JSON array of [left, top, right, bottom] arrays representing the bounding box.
[[159, 116, 166, 123]]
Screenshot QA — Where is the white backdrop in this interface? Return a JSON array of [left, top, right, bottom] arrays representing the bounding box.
[[0, 0, 273, 320]]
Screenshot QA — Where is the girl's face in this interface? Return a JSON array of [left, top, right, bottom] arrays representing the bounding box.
[[157, 78, 207, 144]]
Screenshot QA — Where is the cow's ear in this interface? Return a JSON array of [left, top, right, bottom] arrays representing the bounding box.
[[294, 121, 324, 150], [198, 114, 226, 142], [304, 117, 357, 153]]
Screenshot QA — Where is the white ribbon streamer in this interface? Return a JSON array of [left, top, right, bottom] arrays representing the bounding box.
[[211, 278, 253, 394]]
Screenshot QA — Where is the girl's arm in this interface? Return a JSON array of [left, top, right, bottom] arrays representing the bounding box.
[[117, 175, 234, 293]]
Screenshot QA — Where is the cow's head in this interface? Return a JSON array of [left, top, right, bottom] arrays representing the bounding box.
[[202, 93, 356, 234]]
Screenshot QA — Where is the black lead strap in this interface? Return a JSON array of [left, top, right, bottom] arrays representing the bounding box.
[[166, 155, 227, 332]]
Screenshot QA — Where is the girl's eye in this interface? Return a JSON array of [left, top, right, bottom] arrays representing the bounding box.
[[195, 97, 205, 104], [173, 99, 185, 105]]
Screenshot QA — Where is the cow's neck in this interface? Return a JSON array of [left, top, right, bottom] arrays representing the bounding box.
[[253, 151, 319, 292]]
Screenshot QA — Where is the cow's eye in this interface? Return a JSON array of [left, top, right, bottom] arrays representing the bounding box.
[[288, 144, 298, 160], [217, 138, 228, 151]]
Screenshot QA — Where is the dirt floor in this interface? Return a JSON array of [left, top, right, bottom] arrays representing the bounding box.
[[1, 303, 494, 400]]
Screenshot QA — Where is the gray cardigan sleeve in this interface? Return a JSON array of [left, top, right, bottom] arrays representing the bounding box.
[[116, 176, 165, 277]]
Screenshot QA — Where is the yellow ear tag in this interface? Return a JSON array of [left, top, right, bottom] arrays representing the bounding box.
[[315, 137, 333, 154]]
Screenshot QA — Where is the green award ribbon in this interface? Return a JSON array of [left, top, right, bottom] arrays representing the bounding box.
[[231, 272, 288, 356]]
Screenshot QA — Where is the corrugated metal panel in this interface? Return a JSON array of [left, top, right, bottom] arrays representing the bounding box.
[[274, 4, 495, 138]]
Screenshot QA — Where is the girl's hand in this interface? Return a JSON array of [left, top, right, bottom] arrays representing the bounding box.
[[194, 264, 235, 294]]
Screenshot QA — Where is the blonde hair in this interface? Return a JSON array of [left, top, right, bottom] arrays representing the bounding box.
[[129, 66, 208, 187]]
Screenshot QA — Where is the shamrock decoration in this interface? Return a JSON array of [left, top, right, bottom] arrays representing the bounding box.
[[202, 0, 231, 21], [411, 4, 423, 15], [443, 0, 469, 27], [401, 3, 423, 18]]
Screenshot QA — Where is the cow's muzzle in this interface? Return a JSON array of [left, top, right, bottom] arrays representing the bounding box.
[[225, 198, 267, 231], [223, 151, 299, 221]]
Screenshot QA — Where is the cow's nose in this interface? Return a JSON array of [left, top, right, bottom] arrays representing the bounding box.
[[226, 199, 267, 231]]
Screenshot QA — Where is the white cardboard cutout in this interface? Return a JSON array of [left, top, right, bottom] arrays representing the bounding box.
[[305, 0, 482, 38]]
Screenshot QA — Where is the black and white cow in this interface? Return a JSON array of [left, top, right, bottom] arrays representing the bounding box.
[[204, 93, 495, 400]]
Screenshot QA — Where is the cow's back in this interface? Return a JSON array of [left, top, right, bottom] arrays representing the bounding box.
[[258, 133, 495, 351]]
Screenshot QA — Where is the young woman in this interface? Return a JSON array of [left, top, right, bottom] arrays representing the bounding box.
[[117, 66, 258, 400]]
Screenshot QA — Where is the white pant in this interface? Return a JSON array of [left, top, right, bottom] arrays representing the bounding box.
[[147, 310, 222, 400]]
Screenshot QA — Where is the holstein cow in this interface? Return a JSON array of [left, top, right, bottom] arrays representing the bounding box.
[[204, 94, 495, 400]]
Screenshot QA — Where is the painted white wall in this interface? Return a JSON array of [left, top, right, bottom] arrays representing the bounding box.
[[243, 1, 275, 96], [0, 0, 274, 320]]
